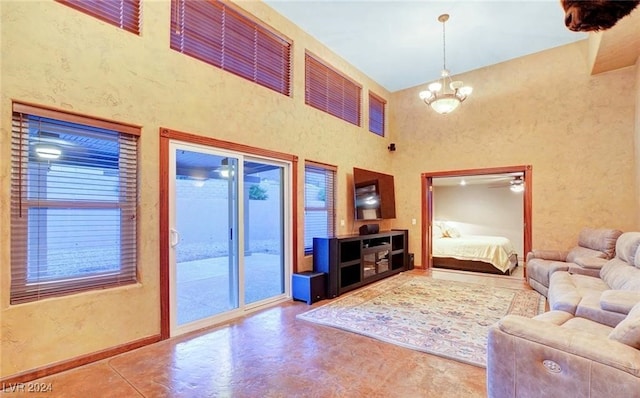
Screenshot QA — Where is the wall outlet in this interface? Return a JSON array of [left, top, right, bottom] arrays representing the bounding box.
[[411, 218, 417, 225], [340, 219, 345, 227]]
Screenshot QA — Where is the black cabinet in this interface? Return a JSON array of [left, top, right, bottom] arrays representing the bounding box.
[[313, 230, 408, 298]]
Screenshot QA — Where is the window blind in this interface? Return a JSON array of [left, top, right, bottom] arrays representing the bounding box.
[[170, 0, 292, 96], [369, 92, 386, 136], [304, 161, 337, 254], [56, 0, 141, 35], [10, 104, 139, 304], [305, 53, 362, 126]]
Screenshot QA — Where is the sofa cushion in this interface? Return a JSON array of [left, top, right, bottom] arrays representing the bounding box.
[[549, 272, 609, 314], [575, 292, 627, 327], [600, 258, 640, 291], [566, 246, 606, 263], [574, 257, 608, 269], [609, 302, 640, 349], [576, 228, 622, 259], [613, 232, 640, 263], [600, 290, 640, 314]]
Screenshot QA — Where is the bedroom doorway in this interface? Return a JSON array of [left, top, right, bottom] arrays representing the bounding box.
[[421, 165, 532, 278]]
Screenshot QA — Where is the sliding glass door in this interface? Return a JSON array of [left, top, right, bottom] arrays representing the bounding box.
[[243, 159, 285, 305], [169, 141, 289, 336]]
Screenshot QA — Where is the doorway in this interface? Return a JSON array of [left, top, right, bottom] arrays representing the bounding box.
[[160, 129, 297, 338], [421, 165, 532, 275]]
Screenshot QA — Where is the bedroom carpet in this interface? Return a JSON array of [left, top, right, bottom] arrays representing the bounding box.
[[297, 272, 545, 367]]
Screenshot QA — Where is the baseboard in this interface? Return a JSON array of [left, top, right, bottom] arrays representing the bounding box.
[[0, 334, 162, 384]]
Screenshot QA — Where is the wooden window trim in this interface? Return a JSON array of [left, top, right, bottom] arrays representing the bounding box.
[[369, 91, 386, 136], [170, 0, 292, 96], [304, 160, 337, 255], [10, 102, 140, 304], [305, 51, 362, 126]]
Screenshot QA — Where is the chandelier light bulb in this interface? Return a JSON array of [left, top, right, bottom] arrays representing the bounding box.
[[428, 82, 442, 92], [459, 86, 473, 96], [419, 90, 433, 100]]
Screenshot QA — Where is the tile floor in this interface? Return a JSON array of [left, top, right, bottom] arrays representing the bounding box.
[[1, 269, 531, 398]]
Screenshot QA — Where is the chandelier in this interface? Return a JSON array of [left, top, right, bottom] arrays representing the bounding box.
[[419, 14, 472, 114]]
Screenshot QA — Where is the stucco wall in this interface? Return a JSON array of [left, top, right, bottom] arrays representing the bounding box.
[[391, 41, 638, 259], [0, 0, 393, 377]]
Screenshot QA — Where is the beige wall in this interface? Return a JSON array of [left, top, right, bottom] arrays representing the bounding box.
[[391, 41, 638, 259], [0, 0, 394, 377], [1, 1, 639, 380]]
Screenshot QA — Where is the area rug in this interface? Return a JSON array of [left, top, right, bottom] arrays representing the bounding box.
[[296, 273, 545, 367]]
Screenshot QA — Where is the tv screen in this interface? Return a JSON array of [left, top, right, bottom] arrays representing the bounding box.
[[353, 167, 396, 220]]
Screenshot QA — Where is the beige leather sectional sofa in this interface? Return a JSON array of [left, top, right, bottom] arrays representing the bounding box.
[[526, 228, 622, 297], [487, 231, 640, 397]]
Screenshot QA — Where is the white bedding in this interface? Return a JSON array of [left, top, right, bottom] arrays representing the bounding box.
[[432, 235, 517, 273]]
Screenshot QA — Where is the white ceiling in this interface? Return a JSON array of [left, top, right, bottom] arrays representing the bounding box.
[[265, 0, 588, 92]]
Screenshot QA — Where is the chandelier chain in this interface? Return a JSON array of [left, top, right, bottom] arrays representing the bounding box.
[[442, 17, 447, 71]]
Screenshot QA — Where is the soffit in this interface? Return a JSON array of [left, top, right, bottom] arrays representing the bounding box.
[[590, 9, 640, 75]]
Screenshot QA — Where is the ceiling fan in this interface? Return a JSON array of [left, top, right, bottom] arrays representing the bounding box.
[[488, 175, 524, 189]]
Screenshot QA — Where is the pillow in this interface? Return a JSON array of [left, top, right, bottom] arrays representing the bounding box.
[[609, 301, 640, 349], [433, 222, 443, 238], [441, 224, 460, 238]]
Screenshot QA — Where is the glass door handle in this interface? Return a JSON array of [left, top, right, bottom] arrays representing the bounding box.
[[170, 228, 180, 248]]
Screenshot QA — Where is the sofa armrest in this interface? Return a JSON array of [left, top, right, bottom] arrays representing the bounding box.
[[493, 315, 640, 375], [487, 315, 640, 397], [600, 290, 640, 314], [526, 249, 569, 262]]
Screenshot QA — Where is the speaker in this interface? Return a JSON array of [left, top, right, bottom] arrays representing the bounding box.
[[359, 224, 380, 235]]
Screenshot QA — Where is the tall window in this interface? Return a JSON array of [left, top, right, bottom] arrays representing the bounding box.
[[369, 92, 386, 136], [10, 103, 140, 304], [56, 0, 141, 35], [305, 52, 362, 126], [304, 162, 336, 254], [170, 0, 292, 96]]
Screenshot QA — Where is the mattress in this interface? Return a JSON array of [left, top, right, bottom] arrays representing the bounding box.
[[432, 235, 517, 273]]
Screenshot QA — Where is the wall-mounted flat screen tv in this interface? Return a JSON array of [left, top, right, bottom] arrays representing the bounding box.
[[353, 167, 396, 220]]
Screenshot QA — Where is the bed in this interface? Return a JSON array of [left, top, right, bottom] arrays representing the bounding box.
[[432, 234, 519, 275]]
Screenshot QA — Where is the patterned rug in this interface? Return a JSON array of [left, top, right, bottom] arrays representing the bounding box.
[[296, 273, 545, 367]]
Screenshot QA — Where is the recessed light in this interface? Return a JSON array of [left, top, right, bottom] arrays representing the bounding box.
[[35, 144, 61, 160]]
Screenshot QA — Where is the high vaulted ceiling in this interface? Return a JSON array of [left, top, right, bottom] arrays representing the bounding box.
[[264, 0, 640, 92]]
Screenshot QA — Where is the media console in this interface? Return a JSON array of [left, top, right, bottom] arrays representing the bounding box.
[[312, 229, 408, 298]]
